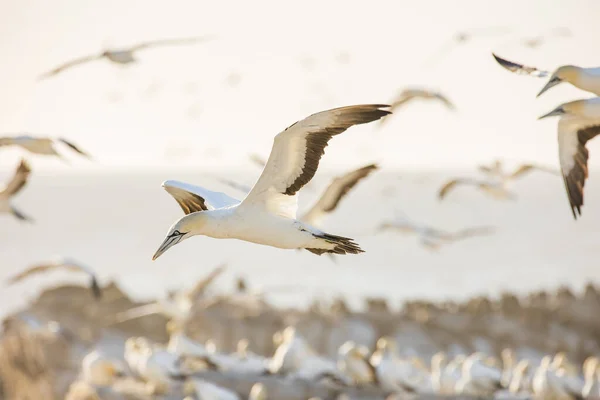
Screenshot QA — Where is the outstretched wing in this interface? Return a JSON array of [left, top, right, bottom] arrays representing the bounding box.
[[557, 120, 600, 219], [38, 54, 102, 80], [162, 180, 241, 214], [5, 258, 96, 289], [432, 92, 456, 110], [301, 163, 378, 226], [241, 105, 390, 218], [58, 138, 92, 159], [186, 263, 227, 302], [508, 164, 560, 180], [129, 36, 215, 52], [438, 178, 483, 200], [492, 53, 549, 78], [0, 159, 31, 198]]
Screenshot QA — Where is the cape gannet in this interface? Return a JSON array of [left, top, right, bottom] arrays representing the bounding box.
[[377, 214, 495, 251], [456, 352, 504, 396], [538, 97, 600, 219], [0, 135, 91, 161], [153, 104, 390, 259], [379, 88, 454, 127], [113, 264, 226, 324], [369, 337, 430, 394], [532, 356, 584, 400], [6, 257, 101, 299], [439, 160, 558, 201], [0, 158, 32, 222], [81, 350, 126, 386], [38, 36, 214, 79], [492, 53, 600, 97], [249, 383, 268, 400], [337, 340, 376, 386], [124, 337, 183, 394]]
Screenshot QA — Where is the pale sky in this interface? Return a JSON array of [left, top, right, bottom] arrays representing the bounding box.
[[1, 0, 599, 172]]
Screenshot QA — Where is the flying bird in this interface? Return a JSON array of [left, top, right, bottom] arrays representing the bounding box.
[[38, 36, 214, 79], [377, 214, 495, 250], [538, 97, 600, 219], [6, 257, 101, 299], [492, 53, 600, 97], [379, 88, 454, 127], [0, 159, 32, 222], [438, 160, 559, 201], [112, 264, 226, 324], [300, 163, 378, 228], [0, 135, 91, 161], [153, 104, 390, 260]]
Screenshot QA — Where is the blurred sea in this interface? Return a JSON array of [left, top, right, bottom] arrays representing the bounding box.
[[1, 167, 599, 317]]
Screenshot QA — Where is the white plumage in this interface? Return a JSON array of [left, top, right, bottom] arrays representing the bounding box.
[[538, 97, 600, 219], [153, 104, 390, 260]]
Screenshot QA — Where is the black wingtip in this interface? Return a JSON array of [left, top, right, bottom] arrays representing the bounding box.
[[91, 279, 102, 300]]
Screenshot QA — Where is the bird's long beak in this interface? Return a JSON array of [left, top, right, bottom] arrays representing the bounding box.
[[152, 233, 185, 260], [538, 106, 565, 120], [537, 76, 561, 97]]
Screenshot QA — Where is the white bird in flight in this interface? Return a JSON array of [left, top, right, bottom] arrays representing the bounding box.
[[152, 104, 390, 260], [377, 213, 495, 251], [6, 257, 102, 299], [0, 158, 32, 222], [438, 160, 559, 201], [379, 88, 455, 127], [38, 36, 214, 79], [538, 97, 600, 219], [0, 135, 91, 161], [492, 53, 600, 97]]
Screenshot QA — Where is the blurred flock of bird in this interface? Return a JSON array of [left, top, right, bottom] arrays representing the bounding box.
[[1, 13, 600, 400]]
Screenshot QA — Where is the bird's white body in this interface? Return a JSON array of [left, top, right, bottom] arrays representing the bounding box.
[[269, 328, 314, 374], [337, 341, 375, 385], [154, 105, 389, 260], [532, 357, 583, 400], [124, 337, 180, 393], [456, 353, 503, 396], [370, 338, 431, 393], [431, 353, 463, 395], [184, 205, 328, 250], [81, 350, 125, 386]]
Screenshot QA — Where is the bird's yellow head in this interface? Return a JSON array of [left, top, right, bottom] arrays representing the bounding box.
[[537, 65, 581, 97], [152, 214, 206, 260]]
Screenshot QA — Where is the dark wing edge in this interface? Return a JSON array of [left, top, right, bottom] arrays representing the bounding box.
[[58, 138, 92, 158], [3, 158, 31, 197], [284, 105, 390, 196], [562, 126, 600, 219], [321, 164, 379, 212]]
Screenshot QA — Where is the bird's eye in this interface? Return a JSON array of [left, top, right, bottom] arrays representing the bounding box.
[[170, 230, 181, 237]]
